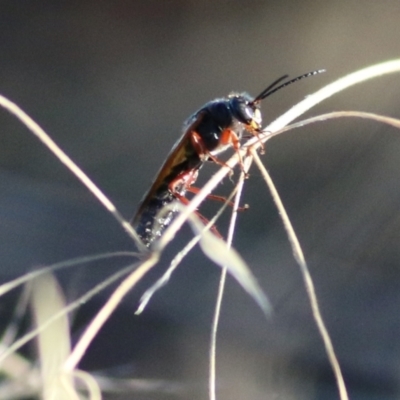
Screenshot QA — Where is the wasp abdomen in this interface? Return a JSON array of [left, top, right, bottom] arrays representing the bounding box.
[[132, 187, 177, 247]]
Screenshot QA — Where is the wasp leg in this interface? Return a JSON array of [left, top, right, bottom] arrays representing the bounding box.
[[191, 131, 240, 176], [172, 190, 223, 239], [219, 128, 247, 172], [247, 127, 266, 154], [219, 129, 251, 178], [167, 171, 222, 238]]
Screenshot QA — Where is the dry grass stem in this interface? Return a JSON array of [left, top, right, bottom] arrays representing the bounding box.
[[63, 254, 159, 371], [0, 252, 138, 298], [0, 95, 146, 252], [251, 148, 348, 400], [209, 155, 252, 400], [0, 263, 137, 366]]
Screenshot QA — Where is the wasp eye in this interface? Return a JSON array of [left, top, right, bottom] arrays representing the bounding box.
[[241, 103, 255, 122]]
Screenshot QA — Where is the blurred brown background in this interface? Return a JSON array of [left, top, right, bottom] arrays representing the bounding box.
[[1, 1, 400, 399]]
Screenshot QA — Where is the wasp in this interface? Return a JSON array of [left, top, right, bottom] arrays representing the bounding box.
[[131, 70, 324, 248]]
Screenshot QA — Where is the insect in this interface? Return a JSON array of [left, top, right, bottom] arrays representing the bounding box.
[[131, 70, 324, 248]]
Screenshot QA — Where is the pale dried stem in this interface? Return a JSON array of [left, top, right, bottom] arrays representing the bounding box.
[[0, 263, 137, 366], [251, 148, 348, 400], [0, 95, 147, 252], [63, 254, 159, 371], [0, 252, 138, 298], [269, 111, 400, 138], [209, 156, 252, 400]]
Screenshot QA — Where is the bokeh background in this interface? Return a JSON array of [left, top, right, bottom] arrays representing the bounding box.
[[1, 1, 400, 399]]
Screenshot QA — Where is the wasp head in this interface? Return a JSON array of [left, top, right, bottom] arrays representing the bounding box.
[[229, 94, 262, 131], [229, 69, 326, 134]]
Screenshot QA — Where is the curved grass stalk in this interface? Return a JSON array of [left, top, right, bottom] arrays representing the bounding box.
[[263, 59, 400, 140], [251, 148, 348, 400], [70, 369, 102, 400], [1, 284, 31, 349], [0, 262, 138, 366], [209, 155, 252, 400], [268, 111, 400, 138], [248, 110, 400, 400], [63, 253, 159, 371], [0, 252, 139, 298], [0, 95, 147, 253]]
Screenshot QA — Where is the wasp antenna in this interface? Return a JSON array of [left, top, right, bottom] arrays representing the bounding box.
[[251, 74, 289, 103], [252, 69, 326, 103]]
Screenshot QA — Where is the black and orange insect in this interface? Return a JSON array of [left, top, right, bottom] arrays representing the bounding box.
[[131, 70, 324, 248]]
